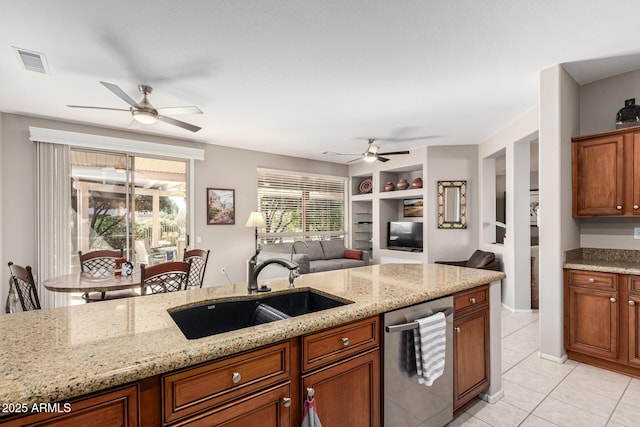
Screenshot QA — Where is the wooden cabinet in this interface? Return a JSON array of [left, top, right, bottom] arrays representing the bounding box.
[[572, 128, 640, 217], [628, 276, 640, 369], [0, 384, 139, 427], [300, 316, 380, 427], [453, 285, 490, 412], [565, 270, 619, 361], [564, 269, 640, 378], [162, 341, 291, 425]]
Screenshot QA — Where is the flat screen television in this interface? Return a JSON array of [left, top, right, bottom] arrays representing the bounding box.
[[387, 221, 423, 251]]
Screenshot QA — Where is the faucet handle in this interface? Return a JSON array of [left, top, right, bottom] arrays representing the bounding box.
[[288, 268, 299, 288]]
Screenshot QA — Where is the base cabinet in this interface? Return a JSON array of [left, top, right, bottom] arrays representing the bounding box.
[[453, 285, 490, 412], [0, 384, 139, 427], [302, 350, 379, 427], [565, 269, 640, 378]]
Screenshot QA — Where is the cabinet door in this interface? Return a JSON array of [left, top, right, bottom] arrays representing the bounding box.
[[633, 133, 640, 215], [178, 383, 291, 427], [628, 293, 640, 368], [302, 350, 380, 427], [454, 308, 489, 411], [567, 287, 618, 359], [572, 135, 624, 216]]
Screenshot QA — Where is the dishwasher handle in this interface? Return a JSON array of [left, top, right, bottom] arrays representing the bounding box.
[[385, 307, 453, 333]]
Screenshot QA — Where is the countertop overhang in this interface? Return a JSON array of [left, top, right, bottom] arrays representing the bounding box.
[[0, 263, 504, 409]]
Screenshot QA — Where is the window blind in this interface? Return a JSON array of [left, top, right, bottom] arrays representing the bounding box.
[[257, 170, 346, 242]]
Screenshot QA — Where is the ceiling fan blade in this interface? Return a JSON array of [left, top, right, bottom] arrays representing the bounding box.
[[156, 106, 203, 115], [100, 81, 138, 107], [323, 151, 360, 156], [377, 150, 410, 156], [157, 114, 201, 132], [377, 156, 391, 162], [67, 105, 129, 111]]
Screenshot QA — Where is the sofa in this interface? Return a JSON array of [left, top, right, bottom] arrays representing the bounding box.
[[435, 249, 501, 271], [256, 239, 370, 280]]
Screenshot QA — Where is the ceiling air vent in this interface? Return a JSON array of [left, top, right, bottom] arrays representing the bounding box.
[[13, 47, 49, 74]]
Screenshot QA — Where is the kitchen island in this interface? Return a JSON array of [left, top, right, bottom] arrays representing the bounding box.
[[0, 263, 504, 424]]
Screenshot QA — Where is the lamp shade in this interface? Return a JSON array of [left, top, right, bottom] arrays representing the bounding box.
[[245, 211, 266, 228], [132, 109, 158, 124]]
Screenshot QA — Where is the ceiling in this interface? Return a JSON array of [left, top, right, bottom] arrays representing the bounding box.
[[2, 1, 640, 164]]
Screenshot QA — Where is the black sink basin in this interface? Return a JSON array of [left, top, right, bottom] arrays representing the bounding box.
[[169, 290, 352, 339]]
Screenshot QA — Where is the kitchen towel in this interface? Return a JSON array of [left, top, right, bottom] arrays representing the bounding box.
[[413, 311, 446, 386], [301, 397, 322, 427]]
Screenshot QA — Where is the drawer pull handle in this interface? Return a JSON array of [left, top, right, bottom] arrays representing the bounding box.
[[283, 397, 292, 408], [454, 327, 461, 333], [617, 205, 623, 210], [341, 337, 350, 346], [470, 297, 476, 304], [635, 205, 639, 210], [630, 301, 636, 306], [231, 372, 242, 384], [610, 297, 617, 303], [588, 278, 595, 283]]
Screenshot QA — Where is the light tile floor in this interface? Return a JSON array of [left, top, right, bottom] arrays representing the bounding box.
[[448, 308, 640, 427]]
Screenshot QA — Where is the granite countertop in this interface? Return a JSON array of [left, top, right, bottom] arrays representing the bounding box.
[[563, 248, 640, 275], [0, 263, 504, 410]]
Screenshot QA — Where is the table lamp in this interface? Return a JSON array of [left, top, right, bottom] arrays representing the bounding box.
[[245, 211, 266, 253]]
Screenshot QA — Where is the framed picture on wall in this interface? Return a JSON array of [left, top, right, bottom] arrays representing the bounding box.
[[530, 189, 539, 225], [403, 198, 423, 217], [207, 188, 235, 225]]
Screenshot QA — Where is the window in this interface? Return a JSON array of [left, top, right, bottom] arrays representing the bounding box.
[[257, 169, 346, 243]]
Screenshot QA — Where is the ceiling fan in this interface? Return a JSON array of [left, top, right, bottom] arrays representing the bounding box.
[[324, 138, 411, 163], [68, 81, 202, 132]]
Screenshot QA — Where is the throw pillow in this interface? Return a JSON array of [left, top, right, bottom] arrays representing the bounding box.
[[344, 249, 363, 260]]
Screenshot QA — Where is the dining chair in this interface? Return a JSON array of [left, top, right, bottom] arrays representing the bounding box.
[[78, 249, 138, 302], [183, 249, 210, 288], [8, 262, 41, 311], [140, 260, 191, 296], [134, 239, 167, 266]]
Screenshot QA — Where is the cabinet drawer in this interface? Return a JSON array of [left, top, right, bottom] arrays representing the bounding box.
[[628, 275, 640, 295], [302, 316, 379, 372], [163, 341, 290, 424], [454, 285, 488, 316], [568, 270, 617, 291]]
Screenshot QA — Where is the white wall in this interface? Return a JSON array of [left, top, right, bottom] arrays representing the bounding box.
[[478, 107, 538, 311], [426, 145, 478, 263], [538, 65, 580, 361], [0, 114, 347, 308]]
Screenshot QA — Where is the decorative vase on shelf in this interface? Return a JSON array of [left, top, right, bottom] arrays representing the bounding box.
[[396, 179, 409, 190], [385, 182, 396, 191], [615, 98, 640, 129], [411, 177, 423, 189]]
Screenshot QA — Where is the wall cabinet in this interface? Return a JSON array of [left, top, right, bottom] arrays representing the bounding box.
[[572, 127, 640, 217], [564, 269, 640, 377], [453, 285, 490, 412]]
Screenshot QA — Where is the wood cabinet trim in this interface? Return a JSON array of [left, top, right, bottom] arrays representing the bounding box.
[[302, 316, 379, 372], [162, 340, 290, 424]]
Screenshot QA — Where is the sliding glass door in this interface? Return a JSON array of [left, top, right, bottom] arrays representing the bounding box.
[[70, 150, 188, 275]]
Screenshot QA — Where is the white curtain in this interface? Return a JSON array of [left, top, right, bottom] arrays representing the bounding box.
[[35, 142, 71, 309]]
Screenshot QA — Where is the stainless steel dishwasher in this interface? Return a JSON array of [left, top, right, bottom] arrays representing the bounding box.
[[383, 295, 454, 427]]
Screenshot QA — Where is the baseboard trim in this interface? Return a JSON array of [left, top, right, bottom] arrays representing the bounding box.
[[500, 303, 533, 314], [479, 389, 504, 404], [538, 351, 568, 364]]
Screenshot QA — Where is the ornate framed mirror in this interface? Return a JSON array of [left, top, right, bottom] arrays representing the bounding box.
[[437, 180, 467, 229]]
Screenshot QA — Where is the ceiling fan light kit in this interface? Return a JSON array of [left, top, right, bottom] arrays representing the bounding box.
[[132, 109, 158, 124]]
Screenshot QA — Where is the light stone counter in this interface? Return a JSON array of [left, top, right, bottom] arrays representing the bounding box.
[[0, 263, 504, 410], [564, 248, 640, 275]]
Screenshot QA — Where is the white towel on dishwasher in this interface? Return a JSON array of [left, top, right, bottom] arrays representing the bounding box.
[[413, 311, 446, 386]]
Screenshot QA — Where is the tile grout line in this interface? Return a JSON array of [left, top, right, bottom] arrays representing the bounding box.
[[604, 378, 632, 426]]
